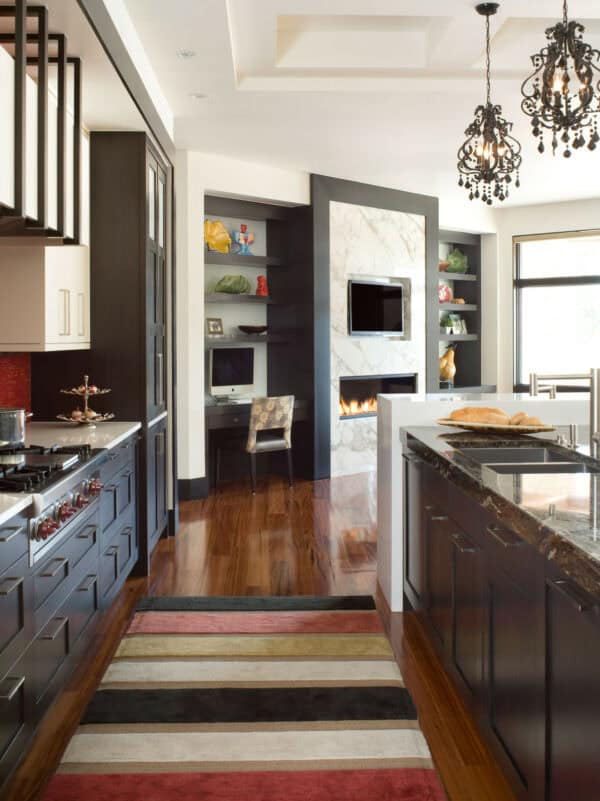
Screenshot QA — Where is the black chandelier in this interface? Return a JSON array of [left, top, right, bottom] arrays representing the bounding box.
[[457, 3, 521, 204], [521, 0, 600, 157]]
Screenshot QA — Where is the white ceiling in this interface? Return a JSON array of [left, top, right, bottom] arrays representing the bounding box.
[[120, 0, 600, 210]]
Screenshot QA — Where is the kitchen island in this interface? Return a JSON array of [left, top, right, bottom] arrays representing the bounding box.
[[402, 425, 600, 801]]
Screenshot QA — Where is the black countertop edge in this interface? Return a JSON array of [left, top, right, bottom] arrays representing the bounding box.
[[401, 426, 600, 605]]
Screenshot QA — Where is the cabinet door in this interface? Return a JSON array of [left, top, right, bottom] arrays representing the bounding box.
[[486, 525, 545, 797], [546, 574, 600, 801], [403, 454, 425, 610], [147, 417, 168, 553], [425, 507, 452, 649], [44, 246, 90, 348], [146, 150, 167, 419], [451, 528, 486, 707]]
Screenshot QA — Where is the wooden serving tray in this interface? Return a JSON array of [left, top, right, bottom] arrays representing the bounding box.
[[437, 418, 555, 434]]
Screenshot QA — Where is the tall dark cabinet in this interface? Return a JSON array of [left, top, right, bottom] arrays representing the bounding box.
[[32, 131, 174, 573]]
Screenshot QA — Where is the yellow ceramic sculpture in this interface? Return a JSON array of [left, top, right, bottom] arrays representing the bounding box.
[[439, 346, 457, 383], [204, 219, 232, 254]]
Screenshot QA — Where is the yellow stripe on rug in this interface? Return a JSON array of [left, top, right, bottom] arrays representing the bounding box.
[[115, 634, 394, 660]]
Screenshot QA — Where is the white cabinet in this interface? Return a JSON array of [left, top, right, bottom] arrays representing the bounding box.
[[0, 245, 90, 351]]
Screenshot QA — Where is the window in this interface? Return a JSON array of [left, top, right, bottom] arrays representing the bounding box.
[[514, 233, 600, 390]]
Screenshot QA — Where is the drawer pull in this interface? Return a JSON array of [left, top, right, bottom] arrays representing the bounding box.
[[0, 526, 25, 543], [549, 578, 597, 613], [486, 525, 523, 549], [76, 526, 98, 541], [108, 452, 119, 462], [40, 557, 68, 578], [451, 532, 477, 554], [77, 575, 97, 592], [120, 527, 133, 537], [121, 470, 133, 480], [107, 545, 119, 554], [0, 676, 25, 702], [40, 616, 68, 641], [0, 576, 24, 596]]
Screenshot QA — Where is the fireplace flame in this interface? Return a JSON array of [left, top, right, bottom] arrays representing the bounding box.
[[339, 396, 378, 417]]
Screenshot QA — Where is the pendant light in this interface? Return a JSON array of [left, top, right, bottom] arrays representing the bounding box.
[[457, 3, 522, 204], [521, 0, 600, 157]]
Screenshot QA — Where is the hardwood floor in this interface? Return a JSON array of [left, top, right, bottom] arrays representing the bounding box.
[[2, 473, 515, 801]]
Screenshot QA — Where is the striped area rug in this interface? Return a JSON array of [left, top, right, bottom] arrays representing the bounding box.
[[42, 595, 447, 800]]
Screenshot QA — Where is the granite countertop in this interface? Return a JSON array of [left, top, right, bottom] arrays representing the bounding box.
[[402, 426, 600, 602], [0, 421, 142, 527]]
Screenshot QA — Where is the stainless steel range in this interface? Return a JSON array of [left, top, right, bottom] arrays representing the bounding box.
[[0, 444, 106, 565]]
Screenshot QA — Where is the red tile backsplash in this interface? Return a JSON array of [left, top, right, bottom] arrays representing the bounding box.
[[0, 354, 31, 410]]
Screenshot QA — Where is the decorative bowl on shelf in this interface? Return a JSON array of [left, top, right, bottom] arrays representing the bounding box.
[[238, 325, 268, 335], [439, 259, 449, 272]]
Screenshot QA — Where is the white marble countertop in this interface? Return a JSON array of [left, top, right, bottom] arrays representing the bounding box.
[[0, 421, 142, 527], [25, 421, 142, 451], [0, 492, 33, 527]]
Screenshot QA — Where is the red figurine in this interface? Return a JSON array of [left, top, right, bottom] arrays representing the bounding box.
[[256, 275, 269, 296]]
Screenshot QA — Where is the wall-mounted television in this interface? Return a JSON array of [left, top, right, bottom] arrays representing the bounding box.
[[347, 277, 411, 338]]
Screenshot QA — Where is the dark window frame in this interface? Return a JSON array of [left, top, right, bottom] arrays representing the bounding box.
[[513, 233, 600, 392]]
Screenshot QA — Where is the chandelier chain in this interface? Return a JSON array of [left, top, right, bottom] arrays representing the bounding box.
[[485, 14, 491, 105], [563, 0, 568, 26]]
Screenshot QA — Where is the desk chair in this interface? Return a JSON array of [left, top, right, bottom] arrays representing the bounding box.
[[215, 395, 295, 494]]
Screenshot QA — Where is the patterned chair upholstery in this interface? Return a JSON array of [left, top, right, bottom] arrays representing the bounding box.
[[246, 395, 295, 454]]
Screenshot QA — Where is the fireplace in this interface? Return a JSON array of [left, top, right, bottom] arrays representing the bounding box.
[[339, 373, 417, 419]]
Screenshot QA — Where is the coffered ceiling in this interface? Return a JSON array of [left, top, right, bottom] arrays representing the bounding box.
[[126, 0, 600, 208]]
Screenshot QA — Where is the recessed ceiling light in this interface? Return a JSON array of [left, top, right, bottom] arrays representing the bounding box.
[[177, 49, 196, 59], [189, 92, 207, 100]]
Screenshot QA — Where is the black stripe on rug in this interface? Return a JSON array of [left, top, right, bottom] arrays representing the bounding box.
[[135, 596, 377, 612], [82, 687, 417, 724]]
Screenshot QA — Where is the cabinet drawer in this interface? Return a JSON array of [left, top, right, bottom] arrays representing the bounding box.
[[0, 515, 28, 570], [0, 671, 26, 761], [68, 574, 99, 646], [30, 614, 69, 703], [118, 524, 135, 573], [100, 438, 136, 485], [34, 554, 69, 611], [99, 542, 119, 598], [100, 482, 119, 534], [117, 468, 135, 517], [0, 555, 28, 674]]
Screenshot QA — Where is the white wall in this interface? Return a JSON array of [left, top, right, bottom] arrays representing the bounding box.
[[175, 150, 309, 481], [489, 198, 600, 392]]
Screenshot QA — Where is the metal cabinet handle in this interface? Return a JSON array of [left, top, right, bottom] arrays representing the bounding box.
[[451, 532, 477, 553], [0, 526, 25, 543], [120, 527, 133, 537], [108, 452, 119, 462], [107, 545, 119, 555], [77, 575, 97, 592], [157, 352, 164, 406], [40, 616, 68, 641], [76, 526, 98, 541], [0, 676, 25, 702], [486, 525, 523, 549], [121, 470, 133, 479], [549, 578, 597, 613], [0, 576, 24, 596], [425, 505, 448, 521], [40, 557, 68, 578]]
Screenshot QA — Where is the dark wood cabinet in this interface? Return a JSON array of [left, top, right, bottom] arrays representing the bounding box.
[[403, 454, 426, 610], [147, 417, 168, 553], [546, 570, 600, 801], [406, 453, 579, 801]]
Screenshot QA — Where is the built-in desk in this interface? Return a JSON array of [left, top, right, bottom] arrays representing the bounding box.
[[205, 399, 311, 488]]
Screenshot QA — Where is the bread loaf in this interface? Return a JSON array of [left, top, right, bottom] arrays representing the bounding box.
[[449, 406, 510, 425]]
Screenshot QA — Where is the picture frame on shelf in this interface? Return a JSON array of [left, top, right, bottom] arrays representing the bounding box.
[[206, 317, 224, 337]]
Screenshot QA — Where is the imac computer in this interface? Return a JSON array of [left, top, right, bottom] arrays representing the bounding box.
[[209, 347, 255, 401]]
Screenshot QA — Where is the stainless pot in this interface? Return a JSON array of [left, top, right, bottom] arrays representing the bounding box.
[[0, 407, 31, 449]]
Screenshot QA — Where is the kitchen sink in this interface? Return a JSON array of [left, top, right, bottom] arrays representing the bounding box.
[[487, 462, 600, 475], [458, 447, 572, 465]]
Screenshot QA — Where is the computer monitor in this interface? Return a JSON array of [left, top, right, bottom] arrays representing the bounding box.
[[209, 347, 255, 398]]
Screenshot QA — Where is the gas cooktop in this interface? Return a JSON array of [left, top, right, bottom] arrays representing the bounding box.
[[0, 444, 96, 493]]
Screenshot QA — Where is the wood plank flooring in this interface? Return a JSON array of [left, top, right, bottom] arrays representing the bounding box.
[[2, 473, 516, 801]]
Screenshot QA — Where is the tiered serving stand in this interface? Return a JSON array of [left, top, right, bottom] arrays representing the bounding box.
[[57, 375, 115, 427]]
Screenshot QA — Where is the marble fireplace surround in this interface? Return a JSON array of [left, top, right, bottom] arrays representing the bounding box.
[[311, 174, 439, 480]]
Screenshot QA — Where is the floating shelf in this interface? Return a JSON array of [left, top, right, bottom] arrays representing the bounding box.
[[205, 292, 273, 304], [206, 334, 287, 346], [438, 273, 477, 282], [439, 333, 479, 342], [205, 252, 282, 268], [439, 303, 478, 312]]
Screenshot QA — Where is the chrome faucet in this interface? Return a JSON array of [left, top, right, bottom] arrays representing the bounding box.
[[529, 368, 600, 459]]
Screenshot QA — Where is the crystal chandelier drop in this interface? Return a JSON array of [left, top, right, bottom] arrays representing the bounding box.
[[457, 3, 522, 204], [521, 0, 600, 157]]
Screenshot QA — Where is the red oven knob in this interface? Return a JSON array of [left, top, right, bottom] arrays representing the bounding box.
[[59, 504, 76, 522], [37, 518, 59, 540], [88, 479, 104, 496], [74, 494, 89, 509]]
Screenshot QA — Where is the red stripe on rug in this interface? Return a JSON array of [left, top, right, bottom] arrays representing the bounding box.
[[42, 769, 446, 801], [126, 610, 384, 636]]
